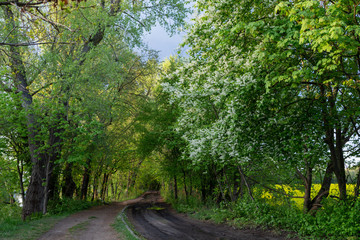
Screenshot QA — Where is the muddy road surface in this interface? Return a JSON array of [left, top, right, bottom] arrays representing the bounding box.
[[126, 193, 289, 240], [38, 202, 123, 240], [39, 191, 293, 240]]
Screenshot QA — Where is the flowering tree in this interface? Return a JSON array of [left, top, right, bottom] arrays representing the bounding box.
[[166, 0, 360, 210]]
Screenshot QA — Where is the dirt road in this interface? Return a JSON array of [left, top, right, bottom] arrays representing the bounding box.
[[37, 193, 159, 240], [126, 201, 287, 240], [37, 202, 123, 240], [39, 192, 293, 240]]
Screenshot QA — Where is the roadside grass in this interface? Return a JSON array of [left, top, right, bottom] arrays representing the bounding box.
[[169, 186, 360, 240], [0, 213, 66, 240], [112, 207, 144, 240], [0, 198, 100, 240]]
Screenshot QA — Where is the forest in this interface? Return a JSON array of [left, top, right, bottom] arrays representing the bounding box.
[[1, 0, 360, 239]]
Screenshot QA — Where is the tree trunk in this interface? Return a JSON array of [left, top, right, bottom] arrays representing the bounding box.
[[100, 173, 109, 200], [239, 172, 245, 198], [334, 128, 347, 199], [354, 167, 360, 198], [174, 175, 178, 200], [214, 167, 226, 202], [47, 109, 67, 201], [16, 153, 26, 206], [322, 88, 347, 200], [237, 165, 254, 201], [182, 170, 188, 201], [308, 161, 333, 213], [189, 175, 193, 196], [325, 127, 347, 200], [22, 157, 46, 219], [3, 6, 46, 220], [81, 159, 92, 200], [47, 166, 60, 201], [43, 155, 52, 214], [201, 179, 206, 202], [126, 170, 132, 196], [92, 176, 98, 201], [232, 171, 240, 201], [296, 164, 313, 213], [111, 180, 115, 201], [62, 162, 76, 198], [303, 166, 312, 212]]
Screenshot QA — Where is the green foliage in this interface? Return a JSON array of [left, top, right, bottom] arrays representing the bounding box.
[[112, 209, 143, 240], [2, 0, 360, 238], [0, 204, 22, 222], [170, 195, 204, 212], [0, 204, 65, 240], [0, 0, 190, 220], [47, 198, 100, 215], [298, 200, 360, 239], [172, 196, 360, 240]]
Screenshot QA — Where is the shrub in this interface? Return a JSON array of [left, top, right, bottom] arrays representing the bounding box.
[[47, 198, 99, 215], [170, 196, 360, 239]]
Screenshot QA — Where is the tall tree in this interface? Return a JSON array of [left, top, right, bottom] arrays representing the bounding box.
[[0, 0, 189, 219], [166, 0, 360, 209]]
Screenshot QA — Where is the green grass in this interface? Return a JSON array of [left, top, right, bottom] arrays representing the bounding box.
[[112, 208, 143, 240], [171, 195, 360, 240], [0, 214, 66, 240], [147, 206, 165, 211], [0, 199, 100, 240], [69, 220, 90, 234]]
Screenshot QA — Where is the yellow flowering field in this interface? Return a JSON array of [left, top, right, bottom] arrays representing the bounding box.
[[261, 184, 357, 209]]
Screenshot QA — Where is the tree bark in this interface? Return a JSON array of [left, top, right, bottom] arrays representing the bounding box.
[[174, 175, 178, 200], [100, 173, 109, 200], [308, 161, 333, 213], [62, 162, 76, 198], [321, 87, 347, 200], [92, 176, 98, 201], [3, 6, 48, 220], [182, 170, 188, 201], [15, 151, 26, 206], [237, 165, 254, 201], [354, 167, 360, 197], [296, 164, 313, 213], [81, 159, 92, 200]]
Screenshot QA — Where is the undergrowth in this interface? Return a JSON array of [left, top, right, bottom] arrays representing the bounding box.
[[47, 197, 101, 215], [170, 195, 360, 240]]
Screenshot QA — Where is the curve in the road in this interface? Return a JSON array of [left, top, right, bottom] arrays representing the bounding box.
[[125, 202, 285, 240]]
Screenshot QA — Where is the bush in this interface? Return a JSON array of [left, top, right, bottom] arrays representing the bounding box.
[[47, 198, 100, 215], [170, 196, 360, 240], [0, 204, 22, 221], [297, 199, 360, 239]]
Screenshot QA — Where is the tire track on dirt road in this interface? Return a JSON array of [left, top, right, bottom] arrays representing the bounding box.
[[126, 193, 293, 240]]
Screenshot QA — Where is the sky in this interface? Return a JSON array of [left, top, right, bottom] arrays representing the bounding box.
[[142, 1, 195, 62], [143, 25, 188, 61]]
